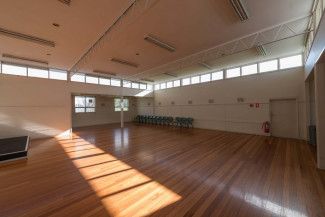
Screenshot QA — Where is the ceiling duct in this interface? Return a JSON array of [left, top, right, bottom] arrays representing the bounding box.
[[57, 0, 71, 6], [163, 72, 178, 78], [2, 54, 48, 65], [93, 70, 116, 76], [0, 27, 55, 47], [255, 45, 268, 56], [230, 0, 249, 21], [110, 58, 138, 68], [199, 62, 212, 69], [144, 35, 176, 52]]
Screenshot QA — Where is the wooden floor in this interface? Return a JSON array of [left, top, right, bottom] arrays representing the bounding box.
[[0, 124, 325, 217]]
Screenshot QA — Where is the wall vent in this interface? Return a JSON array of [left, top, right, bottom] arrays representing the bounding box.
[[0, 27, 55, 47]]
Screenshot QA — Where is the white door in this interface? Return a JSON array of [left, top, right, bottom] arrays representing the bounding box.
[[270, 99, 298, 139]]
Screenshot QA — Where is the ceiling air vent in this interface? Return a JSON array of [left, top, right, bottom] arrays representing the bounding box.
[[0, 27, 55, 47], [144, 35, 176, 52], [57, 0, 71, 6], [2, 54, 48, 65], [110, 58, 138, 68], [230, 0, 249, 21]]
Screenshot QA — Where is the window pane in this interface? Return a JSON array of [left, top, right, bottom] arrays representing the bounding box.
[[155, 84, 160, 90], [140, 83, 147, 90], [259, 60, 278, 73], [191, 76, 200, 84], [147, 84, 153, 90], [123, 80, 131, 88], [280, 55, 302, 69], [49, 69, 67, 80], [166, 81, 173, 88], [86, 108, 95, 113], [99, 78, 110, 85], [86, 76, 99, 84], [86, 97, 95, 107], [75, 96, 85, 107], [211, 71, 223, 80], [160, 83, 166, 89], [132, 82, 140, 89], [111, 79, 121, 87], [182, 78, 190, 86], [28, 67, 48, 78], [242, 64, 258, 76], [2, 64, 27, 76], [75, 108, 85, 113], [226, 67, 240, 78], [71, 73, 85, 82], [114, 98, 129, 112], [200, 74, 211, 83], [173, 80, 181, 87]]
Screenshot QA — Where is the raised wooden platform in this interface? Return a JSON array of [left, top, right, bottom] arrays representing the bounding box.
[[0, 124, 324, 217]]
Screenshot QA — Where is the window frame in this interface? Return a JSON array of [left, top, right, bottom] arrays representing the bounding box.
[[74, 96, 96, 113]]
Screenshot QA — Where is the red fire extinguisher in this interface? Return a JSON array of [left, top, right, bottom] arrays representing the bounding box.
[[262, 121, 271, 133]]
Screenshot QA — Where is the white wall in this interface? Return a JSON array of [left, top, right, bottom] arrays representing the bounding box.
[[0, 74, 144, 139], [154, 67, 307, 138], [72, 96, 137, 127], [136, 97, 155, 115]]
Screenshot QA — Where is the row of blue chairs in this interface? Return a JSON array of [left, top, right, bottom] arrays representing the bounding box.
[[134, 115, 194, 128]]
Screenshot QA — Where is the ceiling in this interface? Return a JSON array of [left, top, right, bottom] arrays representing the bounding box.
[[0, 0, 314, 82]]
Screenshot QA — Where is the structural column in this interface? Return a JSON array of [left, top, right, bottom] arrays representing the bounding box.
[[315, 62, 325, 169]]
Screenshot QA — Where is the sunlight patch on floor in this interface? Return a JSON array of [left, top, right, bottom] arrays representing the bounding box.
[[58, 133, 181, 217]]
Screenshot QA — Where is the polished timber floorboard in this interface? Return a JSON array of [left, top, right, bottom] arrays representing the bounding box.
[[0, 124, 325, 217]]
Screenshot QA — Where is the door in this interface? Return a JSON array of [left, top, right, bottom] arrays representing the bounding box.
[[270, 99, 298, 139]]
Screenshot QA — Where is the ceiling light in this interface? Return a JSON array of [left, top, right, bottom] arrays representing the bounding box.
[[141, 78, 154, 83], [199, 62, 212, 69], [255, 45, 268, 56], [230, 0, 249, 21], [144, 35, 176, 52], [110, 58, 138, 68], [93, 70, 117, 76], [2, 54, 48, 65], [163, 72, 178, 78], [0, 27, 55, 47], [57, 0, 71, 6]]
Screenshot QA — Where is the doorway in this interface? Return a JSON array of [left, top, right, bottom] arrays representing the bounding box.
[[270, 98, 299, 139]]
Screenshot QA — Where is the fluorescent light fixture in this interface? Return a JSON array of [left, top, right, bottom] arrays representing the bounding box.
[[93, 70, 116, 76], [141, 78, 154, 83], [256, 45, 268, 56], [2, 54, 48, 65], [144, 35, 176, 52], [199, 62, 212, 69], [163, 72, 178, 78], [0, 27, 55, 47], [230, 0, 249, 21], [57, 0, 71, 5], [110, 58, 138, 68]]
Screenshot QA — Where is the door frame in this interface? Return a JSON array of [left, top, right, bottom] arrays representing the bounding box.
[[269, 98, 300, 139]]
